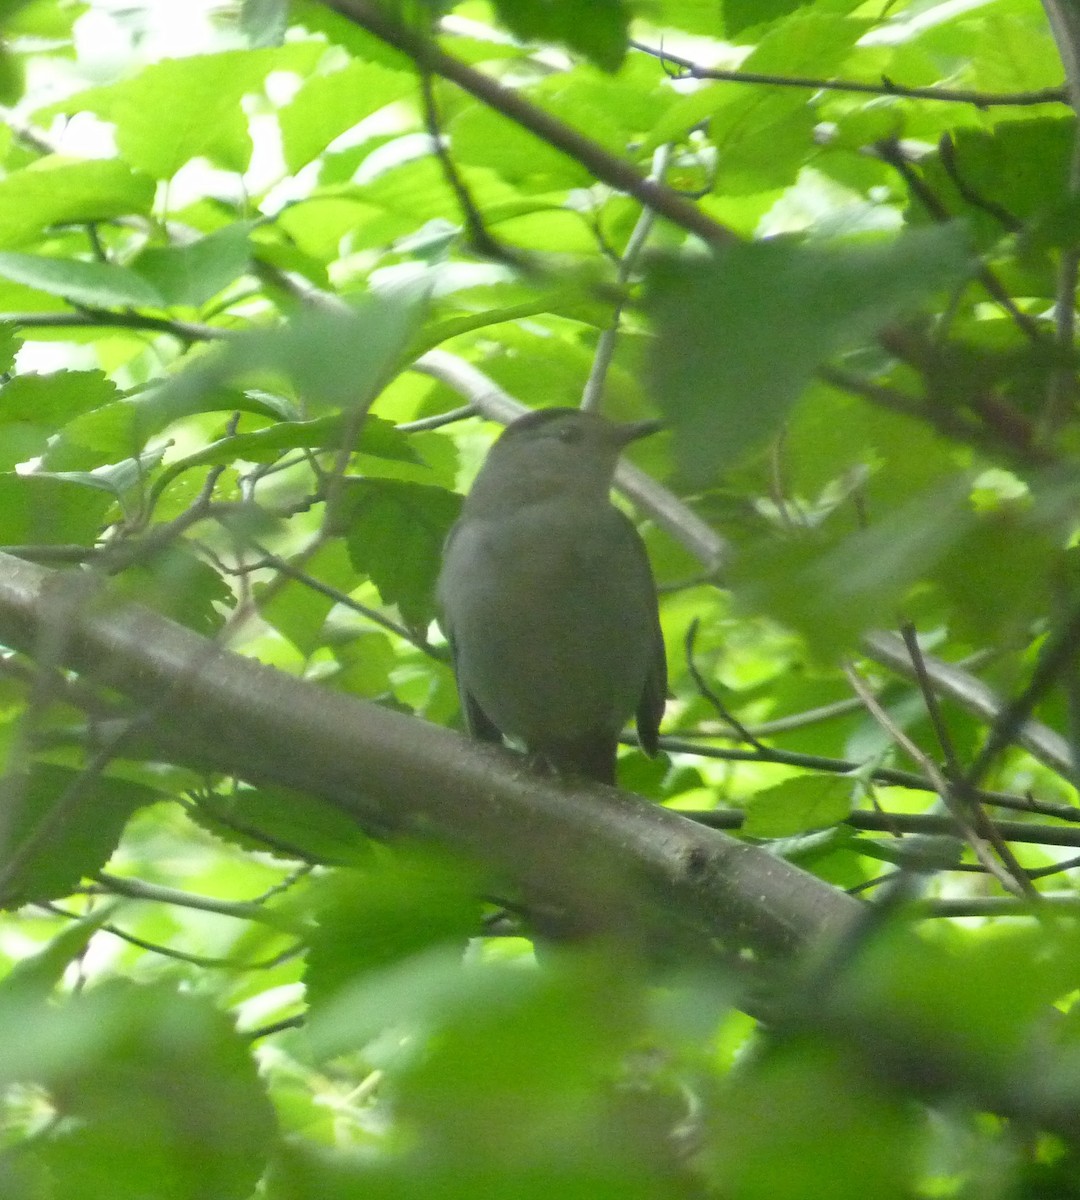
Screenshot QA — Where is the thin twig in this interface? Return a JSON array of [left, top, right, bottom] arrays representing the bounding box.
[[40, 901, 301, 969], [650, 735, 1080, 822], [581, 143, 671, 413], [418, 67, 516, 263], [863, 629, 1074, 779], [240, 546, 445, 661], [683, 618, 767, 750], [900, 623, 962, 779], [0, 308, 229, 342], [966, 602, 1080, 788], [915, 894, 1080, 918], [92, 871, 294, 924], [873, 139, 1044, 344], [843, 660, 1036, 898], [396, 404, 477, 432], [244, 1014, 306, 1041], [686, 806, 1080, 849], [937, 133, 1022, 232], [629, 40, 1068, 108]]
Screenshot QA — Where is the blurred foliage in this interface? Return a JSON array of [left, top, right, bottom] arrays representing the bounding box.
[[0, 0, 1076, 1197]]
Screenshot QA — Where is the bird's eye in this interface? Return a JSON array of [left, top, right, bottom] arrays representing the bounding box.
[[557, 424, 584, 444]]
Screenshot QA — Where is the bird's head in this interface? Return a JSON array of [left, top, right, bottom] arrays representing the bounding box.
[[467, 408, 661, 509]]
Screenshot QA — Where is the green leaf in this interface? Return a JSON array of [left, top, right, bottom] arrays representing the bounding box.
[[395, 954, 644, 1165], [0, 918, 126, 1086], [711, 14, 868, 193], [149, 414, 418, 514], [0, 251, 164, 309], [646, 226, 974, 484], [722, 0, 803, 36], [36, 44, 323, 178], [0, 46, 23, 104], [129, 224, 253, 308], [44, 385, 296, 472], [3, 0, 87, 37], [0, 765, 165, 907], [492, 0, 630, 71], [918, 118, 1076, 249], [279, 59, 414, 173], [256, 540, 355, 656], [166, 295, 428, 417], [0, 910, 115, 1008], [741, 775, 853, 838], [648, 0, 724, 36], [305, 852, 481, 1012], [190, 782, 370, 864], [338, 479, 462, 626], [0, 321, 18, 371], [0, 159, 155, 249], [109, 544, 233, 635], [0, 472, 116, 545], [730, 483, 974, 659], [705, 1040, 918, 1200], [930, 506, 1057, 647], [851, 922, 1080, 1062], [0, 369, 118, 431], [37, 981, 277, 1200]]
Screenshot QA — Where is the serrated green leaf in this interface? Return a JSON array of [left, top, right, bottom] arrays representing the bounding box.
[[129, 224, 253, 308], [36, 44, 323, 178], [647, 226, 974, 484], [160, 294, 428, 418], [256, 540, 356, 655], [0, 251, 164, 309], [44, 385, 297, 472], [305, 852, 480, 1011], [0, 158, 155, 250], [110, 544, 233, 635], [0, 472, 116, 545], [493, 0, 630, 71], [37, 981, 277, 1200], [190, 782, 370, 864], [730, 483, 973, 659], [919, 118, 1075, 250], [339, 478, 462, 626], [279, 59, 414, 173], [0, 369, 117, 431], [0, 765, 165, 907], [742, 775, 853, 838]]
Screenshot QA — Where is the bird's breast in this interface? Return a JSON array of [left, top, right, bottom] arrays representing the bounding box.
[[438, 500, 655, 744]]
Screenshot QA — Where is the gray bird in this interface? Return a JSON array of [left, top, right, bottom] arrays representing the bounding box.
[[437, 407, 666, 784]]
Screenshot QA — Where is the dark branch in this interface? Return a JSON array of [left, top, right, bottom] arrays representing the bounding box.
[[0, 550, 859, 960], [321, 0, 739, 248]]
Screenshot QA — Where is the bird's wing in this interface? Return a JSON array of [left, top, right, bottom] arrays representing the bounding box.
[[438, 523, 504, 745], [461, 678, 503, 743], [613, 510, 667, 756], [636, 614, 667, 757]]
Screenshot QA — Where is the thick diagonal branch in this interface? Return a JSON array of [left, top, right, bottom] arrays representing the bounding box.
[[0, 551, 858, 959]]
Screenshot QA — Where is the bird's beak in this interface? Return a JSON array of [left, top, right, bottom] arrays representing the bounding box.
[[614, 418, 663, 447]]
